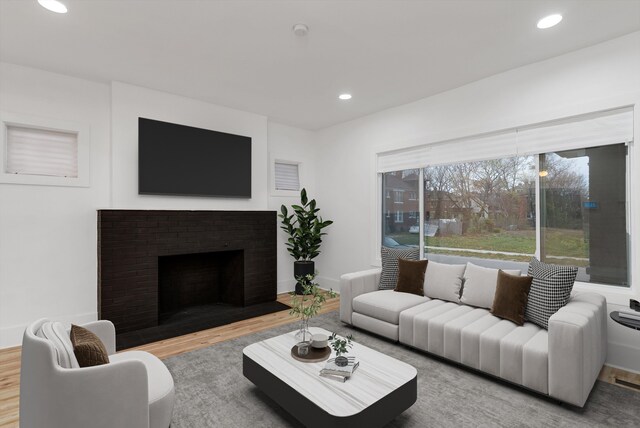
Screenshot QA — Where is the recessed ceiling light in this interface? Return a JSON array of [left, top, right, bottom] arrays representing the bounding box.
[[338, 93, 352, 100], [537, 14, 562, 29], [38, 0, 68, 13], [292, 23, 309, 37]]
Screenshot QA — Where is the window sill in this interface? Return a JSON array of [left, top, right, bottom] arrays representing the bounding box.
[[572, 281, 635, 306]]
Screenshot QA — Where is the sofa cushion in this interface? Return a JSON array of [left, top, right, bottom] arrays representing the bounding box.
[[399, 300, 446, 346], [70, 324, 110, 367], [110, 351, 175, 428], [499, 323, 542, 384], [395, 259, 428, 296], [352, 313, 399, 341], [423, 261, 466, 302], [442, 308, 490, 362], [36, 321, 79, 369], [460, 263, 521, 309], [379, 246, 419, 290], [525, 257, 578, 329], [352, 289, 429, 325], [460, 314, 502, 369], [491, 271, 533, 325]]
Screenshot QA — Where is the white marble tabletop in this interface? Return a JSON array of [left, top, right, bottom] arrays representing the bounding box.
[[243, 327, 417, 417]]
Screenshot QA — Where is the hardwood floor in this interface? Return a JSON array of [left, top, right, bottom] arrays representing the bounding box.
[[0, 292, 338, 428], [1, 292, 638, 427]]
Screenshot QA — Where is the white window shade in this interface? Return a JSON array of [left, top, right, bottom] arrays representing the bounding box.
[[376, 107, 633, 172], [377, 145, 429, 173], [274, 161, 300, 191], [6, 125, 78, 178], [516, 107, 633, 155], [425, 129, 518, 167]]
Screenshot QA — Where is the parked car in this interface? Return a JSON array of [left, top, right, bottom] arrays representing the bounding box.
[[382, 237, 417, 249], [409, 225, 419, 234]]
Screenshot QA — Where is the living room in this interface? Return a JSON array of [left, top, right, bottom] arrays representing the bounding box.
[[1, 1, 639, 427]]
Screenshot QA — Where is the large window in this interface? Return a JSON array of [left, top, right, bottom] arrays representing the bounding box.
[[379, 108, 632, 287], [382, 170, 419, 248], [540, 144, 628, 285], [423, 156, 536, 263]]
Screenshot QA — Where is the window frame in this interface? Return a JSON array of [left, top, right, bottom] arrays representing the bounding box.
[[372, 105, 637, 297], [270, 155, 302, 197], [0, 111, 90, 187]]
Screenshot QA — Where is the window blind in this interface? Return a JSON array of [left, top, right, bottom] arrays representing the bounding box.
[[6, 125, 78, 178], [377, 145, 429, 173], [515, 107, 633, 155], [376, 107, 633, 172], [274, 161, 300, 191]]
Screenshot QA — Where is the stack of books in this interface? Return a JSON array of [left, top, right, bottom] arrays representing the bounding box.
[[619, 311, 640, 322], [319, 357, 359, 382]]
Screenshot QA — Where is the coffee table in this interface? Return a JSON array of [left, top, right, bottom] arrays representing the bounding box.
[[243, 327, 417, 428]]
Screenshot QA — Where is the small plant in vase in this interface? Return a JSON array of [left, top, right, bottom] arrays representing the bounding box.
[[289, 273, 336, 343], [329, 333, 354, 367]]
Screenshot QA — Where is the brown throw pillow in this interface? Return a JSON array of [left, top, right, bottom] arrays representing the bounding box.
[[491, 270, 533, 326], [395, 259, 428, 296], [70, 325, 110, 367]]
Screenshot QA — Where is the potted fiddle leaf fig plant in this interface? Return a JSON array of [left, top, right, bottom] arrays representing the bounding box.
[[279, 188, 333, 294]]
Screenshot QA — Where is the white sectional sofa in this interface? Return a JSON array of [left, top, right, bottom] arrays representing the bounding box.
[[339, 267, 607, 407]]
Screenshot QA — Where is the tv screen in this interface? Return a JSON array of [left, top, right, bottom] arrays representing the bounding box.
[[138, 118, 251, 197]]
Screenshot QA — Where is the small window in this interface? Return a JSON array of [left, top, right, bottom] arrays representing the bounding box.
[[274, 161, 300, 191], [6, 125, 78, 178]]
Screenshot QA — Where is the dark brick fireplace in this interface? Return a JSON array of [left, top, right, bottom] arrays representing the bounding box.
[[97, 210, 279, 347]]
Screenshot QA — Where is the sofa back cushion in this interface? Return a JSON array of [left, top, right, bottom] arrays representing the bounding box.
[[525, 257, 578, 329], [423, 261, 466, 302], [36, 321, 80, 369], [379, 246, 419, 290], [460, 263, 521, 309]]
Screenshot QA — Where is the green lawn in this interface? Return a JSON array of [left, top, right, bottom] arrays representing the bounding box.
[[387, 228, 588, 266]]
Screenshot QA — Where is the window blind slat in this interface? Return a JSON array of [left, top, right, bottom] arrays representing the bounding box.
[[6, 126, 79, 177], [274, 162, 300, 191]]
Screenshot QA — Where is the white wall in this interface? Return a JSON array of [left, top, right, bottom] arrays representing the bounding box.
[[0, 63, 111, 346], [315, 32, 640, 371], [266, 122, 325, 293], [0, 70, 313, 348], [111, 82, 269, 210]]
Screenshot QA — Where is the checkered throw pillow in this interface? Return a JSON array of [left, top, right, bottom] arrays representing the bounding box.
[[524, 257, 578, 329], [379, 246, 419, 290]]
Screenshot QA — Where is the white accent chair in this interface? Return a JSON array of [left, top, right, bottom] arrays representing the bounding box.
[[20, 319, 175, 428]]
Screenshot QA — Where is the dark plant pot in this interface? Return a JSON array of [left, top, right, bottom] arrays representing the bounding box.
[[335, 356, 349, 367], [294, 261, 315, 295]]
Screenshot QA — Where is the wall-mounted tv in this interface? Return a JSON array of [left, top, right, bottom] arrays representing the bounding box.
[[138, 118, 251, 198]]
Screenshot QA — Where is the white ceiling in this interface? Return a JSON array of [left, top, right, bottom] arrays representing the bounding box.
[[1, 0, 639, 130]]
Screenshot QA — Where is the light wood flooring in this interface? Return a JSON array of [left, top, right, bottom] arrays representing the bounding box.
[[1, 293, 638, 427]]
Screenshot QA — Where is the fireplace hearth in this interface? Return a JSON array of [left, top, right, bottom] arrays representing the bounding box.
[[97, 210, 280, 349]]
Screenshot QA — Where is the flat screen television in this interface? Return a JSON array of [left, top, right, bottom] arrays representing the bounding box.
[[138, 118, 251, 197]]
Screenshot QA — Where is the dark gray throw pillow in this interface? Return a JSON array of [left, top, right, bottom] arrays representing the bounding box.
[[379, 246, 419, 290], [524, 257, 578, 329]]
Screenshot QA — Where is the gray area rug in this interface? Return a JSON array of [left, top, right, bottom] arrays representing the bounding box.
[[164, 311, 640, 427]]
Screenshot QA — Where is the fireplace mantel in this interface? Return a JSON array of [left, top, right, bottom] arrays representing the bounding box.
[[97, 210, 277, 334]]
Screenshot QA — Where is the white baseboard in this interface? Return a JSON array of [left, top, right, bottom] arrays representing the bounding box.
[[277, 279, 296, 294], [0, 311, 97, 349], [317, 276, 340, 292], [607, 341, 640, 373]]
